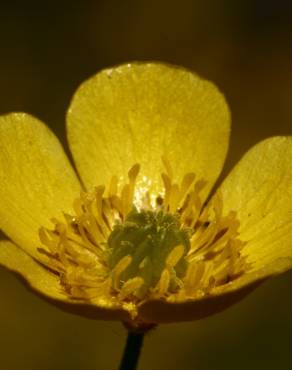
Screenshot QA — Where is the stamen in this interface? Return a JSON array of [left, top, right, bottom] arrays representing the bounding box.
[[118, 277, 144, 300], [38, 159, 248, 315], [166, 245, 185, 267], [112, 255, 132, 290], [155, 269, 170, 296]]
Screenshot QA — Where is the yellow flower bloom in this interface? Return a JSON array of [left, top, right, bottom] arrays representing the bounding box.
[[0, 63, 291, 330]]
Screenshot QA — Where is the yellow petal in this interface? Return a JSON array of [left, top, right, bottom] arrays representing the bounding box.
[[138, 257, 292, 323], [0, 113, 81, 260], [0, 240, 130, 321], [0, 240, 66, 300], [218, 136, 292, 271], [138, 280, 256, 323], [213, 257, 292, 294], [67, 62, 230, 200]]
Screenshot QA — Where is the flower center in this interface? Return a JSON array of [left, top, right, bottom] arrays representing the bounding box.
[[107, 209, 190, 299], [38, 159, 248, 313]]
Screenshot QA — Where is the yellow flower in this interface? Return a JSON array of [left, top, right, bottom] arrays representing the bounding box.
[[0, 63, 291, 330]]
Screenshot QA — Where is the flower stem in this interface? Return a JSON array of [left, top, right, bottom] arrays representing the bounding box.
[[119, 331, 145, 370]]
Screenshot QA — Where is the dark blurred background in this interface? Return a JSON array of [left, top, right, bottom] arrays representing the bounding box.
[[0, 1, 292, 369]]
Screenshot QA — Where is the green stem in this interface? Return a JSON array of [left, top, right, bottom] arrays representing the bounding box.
[[119, 331, 145, 370]]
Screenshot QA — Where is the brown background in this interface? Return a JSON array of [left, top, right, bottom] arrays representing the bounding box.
[[0, 1, 291, 369]]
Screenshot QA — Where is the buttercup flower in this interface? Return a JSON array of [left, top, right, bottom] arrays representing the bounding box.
[[0, 63, 291, 330]]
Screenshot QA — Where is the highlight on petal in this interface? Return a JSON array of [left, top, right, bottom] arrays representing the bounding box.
[[216, 136, 292, 277], [0, 240, 130, 321], [67, 62, 230, 201], [0, 113, 81, 261]]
